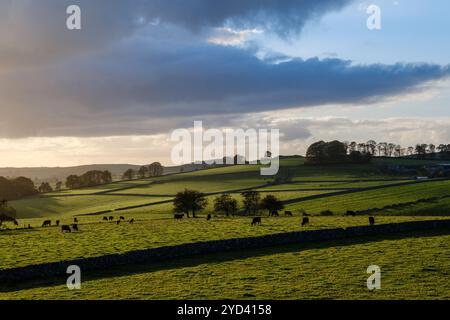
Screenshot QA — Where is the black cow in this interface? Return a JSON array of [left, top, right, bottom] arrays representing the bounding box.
[[120, 216, 125, 221], [61, 225, 71, 233], [271, 211, 279, 217], [108, 216, 114, 221], [42, 220, 51, 227], [301, 217, 310, 227], [73, 217, 78, 223], [251, 217, 262, 226], [285, 211, 293, 217], [103, 216, 108, 221], [13, 219, 19, 226], [174, 213, 184, 220], [206, 214, 212, 221], [345, 210, 356, 217], [116, 220, 121, 225], [55, 220, 60, 226], [72, 224, 79, 231], [129, 218, 135, 224], [369, 217, 375, 226]]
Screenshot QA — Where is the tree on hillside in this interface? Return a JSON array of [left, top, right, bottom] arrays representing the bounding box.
[[305, 141, 327, 164], [0, 199, 17, 223], [260, 195, 284, 215], [55, 181, 62, 191], [122, 169, 135, 180], [148, 162, 164, 177], [305, 140, 347, 165], [137, 166, 149, 179], [173, 189, 208, 218], [241, 190, 261, 216], [38, 182, 53, 193], [214, 194, 238, 217]]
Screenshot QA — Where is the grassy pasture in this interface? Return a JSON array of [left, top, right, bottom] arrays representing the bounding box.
[[2, 231, 449, 300], [1, 215, 448, 270]]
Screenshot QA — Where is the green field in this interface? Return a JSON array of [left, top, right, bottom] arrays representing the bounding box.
[[1, 157, 450, 300], [2, 231, 449, 300]]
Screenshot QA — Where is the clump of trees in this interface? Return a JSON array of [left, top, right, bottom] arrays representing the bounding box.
[[306, 140, 369, 165], [173, 189, 208, 218], [65, 170, 112, 189], [0, 200, 17, 224], [260, 194, 284, 214], [174, 190, 284, 218], [346, 141, 450, 159], [38, 182, 53, 193], [123, 162, 164, 180], [0, 176, 37, 201], [213, 194, 238, 217]]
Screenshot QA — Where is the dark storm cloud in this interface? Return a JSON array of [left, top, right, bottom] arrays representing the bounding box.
[[0, 0, 449, 138]]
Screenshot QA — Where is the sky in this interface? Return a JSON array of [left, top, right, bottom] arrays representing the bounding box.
[[0, 0, 449, 167]]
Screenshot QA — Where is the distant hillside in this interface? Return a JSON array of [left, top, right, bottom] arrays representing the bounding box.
[[0, 163, 205, 183]]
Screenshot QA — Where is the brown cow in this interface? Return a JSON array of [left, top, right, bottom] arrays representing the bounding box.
[[285, 211, 293, 217]]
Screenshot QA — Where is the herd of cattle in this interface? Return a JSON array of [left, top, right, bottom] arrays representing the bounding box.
[[6, 210, 376, 233], [174, 210, 377, 227], [38, 215, 136, 233]]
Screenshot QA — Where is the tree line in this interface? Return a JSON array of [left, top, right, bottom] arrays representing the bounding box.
[[306, 140, 450, 165], [122, 162, 164, 180], [0, 176, 37, 201], [173, 189, 284, 218], [65, 170, 113, 189]]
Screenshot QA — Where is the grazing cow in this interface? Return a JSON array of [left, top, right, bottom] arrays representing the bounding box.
[[285, 211, 293, 217], [271, 211, 279, 217], [108, 216, 114, 221], [120, 216, 125, 221], [369, 217, 375, 226], [72, 224, 79, 231], [345, 210, 356, 217], [174, 213, 184, 220], [301, 217, 310, 227], [103, 216, 108, 221], [61, 225, 71, 233], [251, 217, 262, 226], [73, 217, 78, 223], [13, 219, 19, 226], [129, 218, 135, 224], [55, 220, 60, 226], [116, 220, 121, 225], [206, 214, 212, 221], [42, 220, 51, 227]]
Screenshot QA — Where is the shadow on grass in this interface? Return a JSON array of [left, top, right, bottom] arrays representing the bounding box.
[[2, 228, 449, 293]]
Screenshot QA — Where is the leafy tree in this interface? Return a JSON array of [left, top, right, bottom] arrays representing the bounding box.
[[122, 169, 135, 180], [0, 199, 16, 223], [173, 189, 208, 218], [137, 166, 149, 179], [148, 162, 164, 177], [241, 190, 261, 216], [38, 182, 53, 193], [213, 194, 238, 216], [55, 181, 62, 191], [260, 195, 284, 215]]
